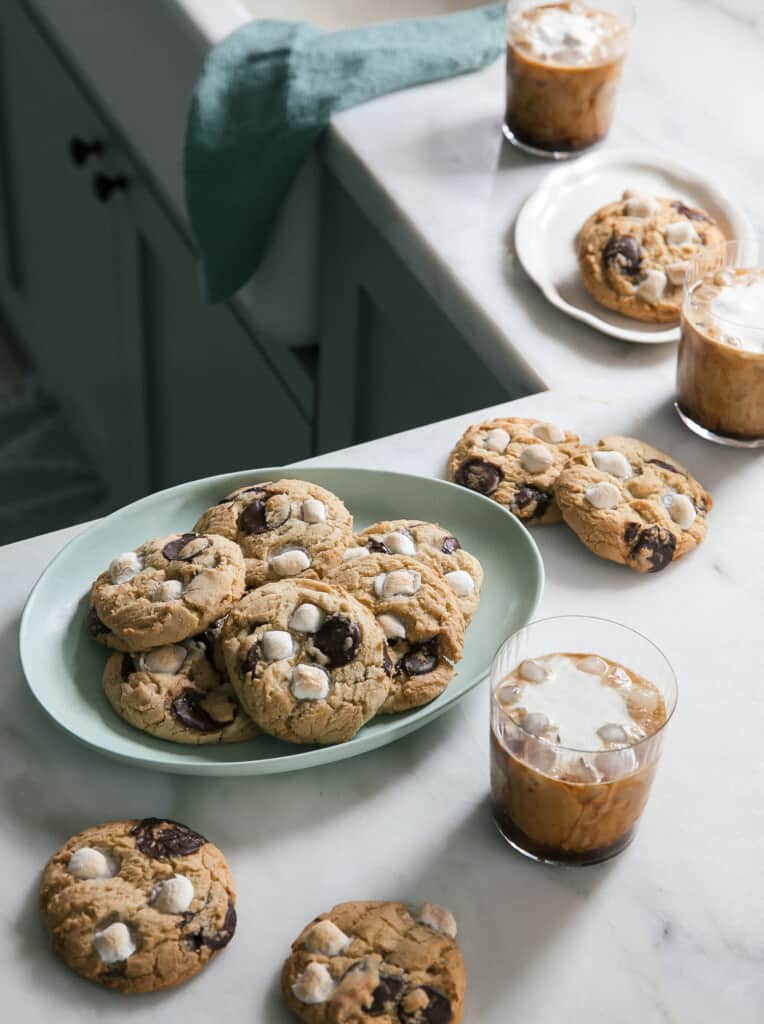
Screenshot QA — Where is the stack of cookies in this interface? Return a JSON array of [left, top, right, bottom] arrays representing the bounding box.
[[87, 479, 484, 749], [447, 417, 712, 573]]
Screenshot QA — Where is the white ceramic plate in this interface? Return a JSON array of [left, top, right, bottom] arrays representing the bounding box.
[[19, 467, 544, 776], [515, 148, 755, 344]]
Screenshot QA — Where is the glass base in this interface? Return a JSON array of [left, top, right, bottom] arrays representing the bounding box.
[[493, 817, 635, 866], [674, 402, 764, 448], [501, 123, 599, 161]]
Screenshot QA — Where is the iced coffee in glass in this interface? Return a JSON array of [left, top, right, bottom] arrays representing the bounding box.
[[504, 1, 634, 158], [676, 240, 764, 447], [490, 616, 677, 865]]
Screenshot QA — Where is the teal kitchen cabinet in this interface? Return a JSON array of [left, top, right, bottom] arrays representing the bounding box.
[[0, 0, 312, 507]]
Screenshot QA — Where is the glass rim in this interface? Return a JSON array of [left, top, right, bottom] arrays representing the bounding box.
[[490, 614, 678, 755], [507, 0, 636, 32]]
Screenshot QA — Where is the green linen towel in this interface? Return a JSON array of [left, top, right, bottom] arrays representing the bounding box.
[[185, 3, 506, 303]]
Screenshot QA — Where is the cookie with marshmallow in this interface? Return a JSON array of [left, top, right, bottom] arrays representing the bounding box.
[[329, 554, 465, 714], [577, 191, 726, 323], [447, 416, 581, 525], [193, 478, 353, 589], [345, 519, 484, 623], [39, 817, 236, 993], [282, 900, 466, 1024], [102, 634, 259, 745], [89, 532, 246, 651], [554, 435, 712, 573], [221, 578, 390, 745]]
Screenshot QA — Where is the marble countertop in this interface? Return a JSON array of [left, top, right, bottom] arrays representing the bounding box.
[[1, 389, 762, 1021], [325, 0, 764, 393]]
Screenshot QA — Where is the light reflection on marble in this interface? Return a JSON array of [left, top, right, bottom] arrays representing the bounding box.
[[1, 389, 762, 1021]]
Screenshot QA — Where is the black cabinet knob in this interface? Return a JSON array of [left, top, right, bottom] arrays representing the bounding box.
[[69, 137, 103, 166], [92, 172, 127, 202]]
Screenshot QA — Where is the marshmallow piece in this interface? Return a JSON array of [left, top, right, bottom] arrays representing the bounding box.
[[521, 711, 553, 737], [664, 221, 699, 246], [292, 962, 336, 1004], [497, 682, 521, 706], [597, 722, 629, 745], [585, 482, 621, 510], [483, 427, 511, 453], [375, 570, 421, 599], [343, 547, 367, 560], [291, 664, 330, 700], [597, 747, 637, 779], [665, 493, 696, 530], [302, 499, 327, 524], [520, 444, 554, 474], [109, 552, 142, 585], [519, 659, 547, 683], [67, 847, 116, 880], [152, 874, 194, 914], [444, 570, 474, 597], [623, 193, 660, 218], [636, 269, 668, 304], [377, 613, 407, 640], [666, 261, 689, 287], [415, 903, 457, 939], [531, 422, 565, 444], [262, 630, 294, 661], [303, 920, 351, 956], [384, 531, 416, 556], [270, 548, 311, 577], [139, 645, 188, 675], [578, 655, 608, 675], [592, 450, 631, 479], [151, 578, 184, 603], [289, 603, 324, 633], [93, 922, 136, 964]]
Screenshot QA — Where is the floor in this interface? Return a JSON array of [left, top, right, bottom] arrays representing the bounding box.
[[0, 320, 109, 545]]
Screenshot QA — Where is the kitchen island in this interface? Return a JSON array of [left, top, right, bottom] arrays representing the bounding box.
[[1, 388, 762, 1022]]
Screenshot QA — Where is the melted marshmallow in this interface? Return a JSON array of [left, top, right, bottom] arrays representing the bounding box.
[[710, 277, 764, 353]]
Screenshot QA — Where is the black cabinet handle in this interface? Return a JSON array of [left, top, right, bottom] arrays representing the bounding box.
[[69, 137, 103, 166], [92, 172, 127, 202]]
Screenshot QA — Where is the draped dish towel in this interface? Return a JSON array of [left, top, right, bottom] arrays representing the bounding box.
[[184, 3, 506, 302]]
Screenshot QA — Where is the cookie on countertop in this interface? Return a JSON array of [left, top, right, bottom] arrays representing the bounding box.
[[328, 554, 465, 715], [193, 479, 353, 589], [345, 520, 484, 623], [222, 578, 390, 745], [446, 417, 580, 525], [282, 900, 465, 1024], [577, 192, 726, 323], [89, 533, 246, 651], [103, 637, 259, 745], [554, 435, 713, 573], [39, 818, 236, 993]]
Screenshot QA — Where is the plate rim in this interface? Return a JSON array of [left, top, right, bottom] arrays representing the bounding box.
[[19, 465, 545, 776], [514, 146, 757, 345]]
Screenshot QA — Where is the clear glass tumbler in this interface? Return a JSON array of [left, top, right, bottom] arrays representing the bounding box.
[[490, 615, 677, 865], [676, 239, 764, 448], [504, 0, 634, 159]]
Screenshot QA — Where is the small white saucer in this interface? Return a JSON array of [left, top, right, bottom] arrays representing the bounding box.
[[514, 148, 756, 344]]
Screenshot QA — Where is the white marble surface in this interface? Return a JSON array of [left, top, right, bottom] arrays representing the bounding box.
[[1, 390, 762, 1021], [325, 0, 764, 392]]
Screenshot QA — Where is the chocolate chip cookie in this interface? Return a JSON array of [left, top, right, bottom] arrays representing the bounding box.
[[446, 417, 580, 525], [39, 818, 236, 992], [222, 579, 390, 745], [344, 520, 484, 623], [103, 637, 259, 745], [282, 900, 465, 1024], [193, 479, 353, 589], [89, 533, 246, 651], [577, 192, 726, 323], [328, 554, 465, 715], [554, 435, 713, 572]]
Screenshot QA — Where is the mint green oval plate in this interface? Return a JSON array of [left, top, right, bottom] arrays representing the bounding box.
[[20, 467, 543, 775]]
